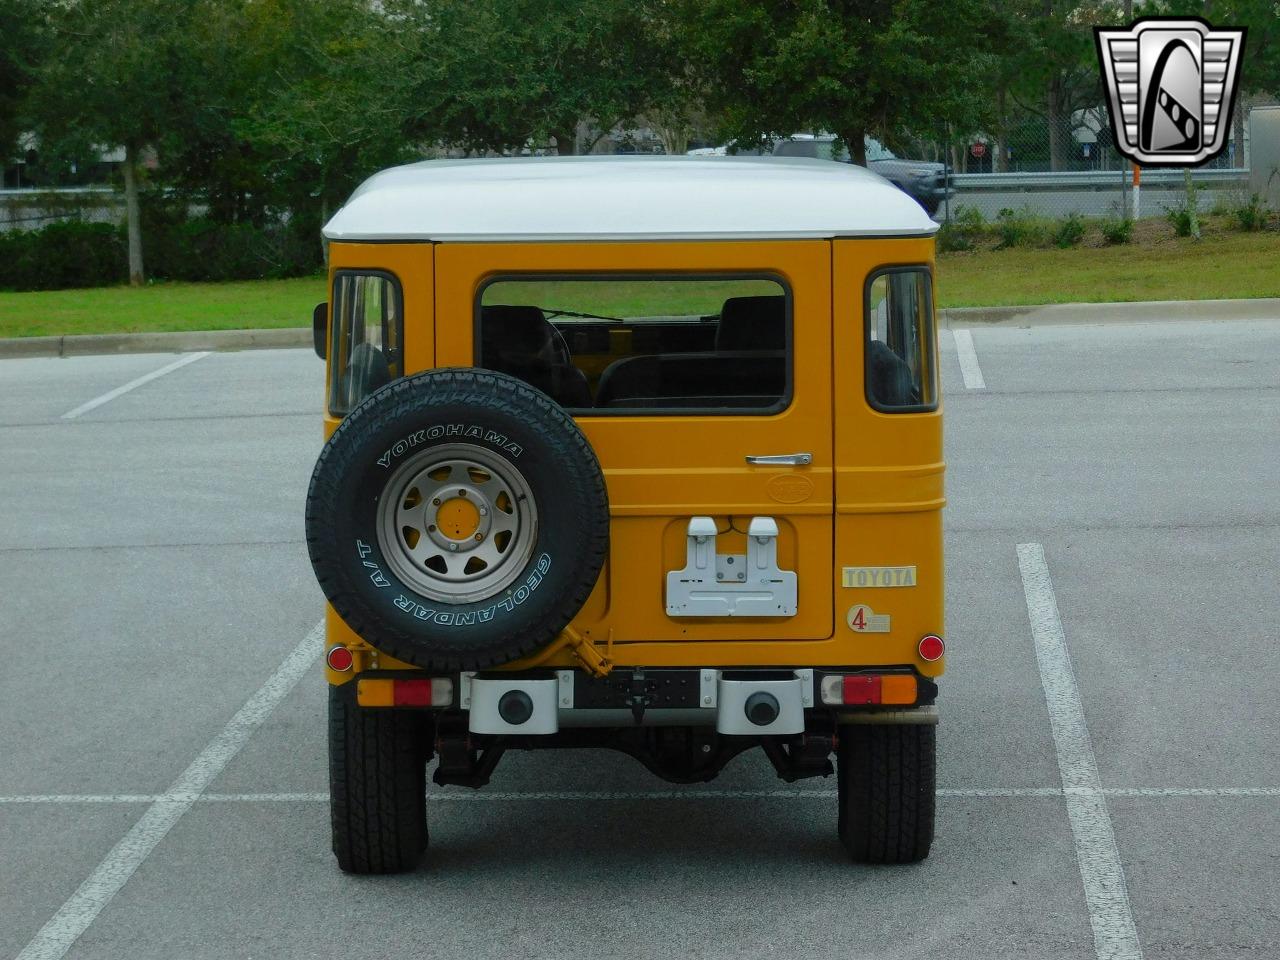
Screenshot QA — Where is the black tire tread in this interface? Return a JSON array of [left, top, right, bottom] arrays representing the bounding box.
[[329, 683, 429, 874], [837, 724, 935, 864]]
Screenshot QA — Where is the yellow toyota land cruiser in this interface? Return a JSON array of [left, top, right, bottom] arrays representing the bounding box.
[[306, 156, 944, 874]]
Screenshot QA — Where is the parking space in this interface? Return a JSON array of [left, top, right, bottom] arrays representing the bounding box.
[[1111, 796, 1280, 958], [0, 354, 191, 426], [2, 319, 1279, 959], [75, 795, 1091, 960], [1046, 528, 1280, 789], [0, 805, 142, 960], [86, 350, 316, 424], [0, 544, 319, 796]]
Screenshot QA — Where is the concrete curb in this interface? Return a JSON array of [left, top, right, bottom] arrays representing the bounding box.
[[0, 327, 312, 359], [940, 297, 1280, 327], [3, 297, 1280, 357]]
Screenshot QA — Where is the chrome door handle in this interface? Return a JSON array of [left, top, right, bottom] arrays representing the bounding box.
[[745, 453, 812, 466]]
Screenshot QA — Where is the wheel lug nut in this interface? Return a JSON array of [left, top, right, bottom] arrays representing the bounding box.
[[475, 533, 484, 541], [448, 543, 458, 552], [428, 524, 436, 532], [479, 507, 488, 516], [432, 498, 441, 506]]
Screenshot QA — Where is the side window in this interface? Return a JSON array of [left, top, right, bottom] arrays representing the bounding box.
[[476, 276, 791, 414], [328, 271, 402, 416], [865, 268, 937, 412]]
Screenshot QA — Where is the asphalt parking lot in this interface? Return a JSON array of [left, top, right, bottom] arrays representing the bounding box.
[[2, 316, 1278, 960]]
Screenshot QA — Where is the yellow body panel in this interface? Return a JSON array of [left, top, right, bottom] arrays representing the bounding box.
[[322, 236, 944, 685]]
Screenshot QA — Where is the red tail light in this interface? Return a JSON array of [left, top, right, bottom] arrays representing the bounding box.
[[393, 678, 434, 707], [819, 673, 917, 706]]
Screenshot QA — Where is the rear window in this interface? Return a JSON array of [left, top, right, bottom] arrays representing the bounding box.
[[475, 276, 791, 414], [865, 267, 937, 412]]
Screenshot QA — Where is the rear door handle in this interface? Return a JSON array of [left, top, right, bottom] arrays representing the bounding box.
[[745, 453, 812, 466]]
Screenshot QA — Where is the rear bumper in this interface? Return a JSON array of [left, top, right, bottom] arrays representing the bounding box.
[[353, 665, 938, 736]]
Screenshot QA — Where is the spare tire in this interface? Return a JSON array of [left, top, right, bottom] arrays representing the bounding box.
[[306, 368, 609, 671]]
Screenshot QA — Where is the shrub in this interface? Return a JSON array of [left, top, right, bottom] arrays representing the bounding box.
[[1231, 193, 1269, 232], [994, 206, 1053, 248], [1100, 217, 1134, 245], [0, 220, 126, 291], [1052, 212, 1086, 248], [143, 204, 321, 282], [937, 204, 986, 252], [1165, 178, 1201, 237], [1165, 203, 1195, 237], [1209, 194, 1234, 217], [0, 209, 322, 291]]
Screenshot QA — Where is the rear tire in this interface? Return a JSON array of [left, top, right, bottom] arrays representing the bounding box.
[[836, 723, 935, 863], [329, 683, 431, 874]]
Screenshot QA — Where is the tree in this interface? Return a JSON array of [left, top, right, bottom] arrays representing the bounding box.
[[0, 0, 46, 171], [30, 0, 200, 284], [231, 0, 426, 229], [681, 0, 1005, 164], [998, 0, 1111, 170], [414, 0, 670, 155], [1162, 0, 1280, 163]]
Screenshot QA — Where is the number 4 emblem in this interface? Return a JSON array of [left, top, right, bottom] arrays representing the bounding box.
[[847, 604, 891, 633]]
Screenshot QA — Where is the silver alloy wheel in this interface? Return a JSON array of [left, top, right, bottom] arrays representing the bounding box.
[[376, 443, 538, 604]]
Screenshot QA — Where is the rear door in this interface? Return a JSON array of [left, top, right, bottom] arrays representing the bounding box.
[[435, 240, 833, 642]]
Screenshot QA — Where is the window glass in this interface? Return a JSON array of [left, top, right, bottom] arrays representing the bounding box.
[[328, 271, 402, 416], [865, 269, 937, 411], [477, 276, 790, 413]]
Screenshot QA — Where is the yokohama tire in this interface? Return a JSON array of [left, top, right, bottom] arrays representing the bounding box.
[[836, 723, 936, 864], [329, 683, 431, 874], [306, 368, 609, 671]]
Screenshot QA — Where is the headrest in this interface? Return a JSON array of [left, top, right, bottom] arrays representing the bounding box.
[[715, 296, 786, 351], [480, 305, 556, 361]]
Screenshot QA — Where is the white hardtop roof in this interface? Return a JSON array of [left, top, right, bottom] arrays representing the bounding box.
[[322, 156, 938, 243]]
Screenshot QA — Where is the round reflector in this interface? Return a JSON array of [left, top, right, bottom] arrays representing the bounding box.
[[918, 634, 945, 662], [326, 645, 354, 672]]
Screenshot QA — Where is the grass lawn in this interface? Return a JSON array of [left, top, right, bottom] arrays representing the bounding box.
[[937, 226, 1280, 307], [482, 277, 782, 318], [1, 226, 1278, 338], [0, 276, 326, 339]]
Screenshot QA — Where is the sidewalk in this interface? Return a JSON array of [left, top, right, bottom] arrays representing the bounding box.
[[940, 297, 1280, 327]]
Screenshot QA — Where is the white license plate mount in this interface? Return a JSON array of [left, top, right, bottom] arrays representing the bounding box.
[[665, 516, 798, 618]]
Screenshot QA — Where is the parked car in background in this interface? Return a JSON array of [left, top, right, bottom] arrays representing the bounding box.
[[773, 134, 950, 216]]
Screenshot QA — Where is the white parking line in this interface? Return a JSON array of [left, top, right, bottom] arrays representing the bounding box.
[[1101, 787, 1280, 797], [3, 785, 1277, 805], [952, 329, 987, 389], [15, 621, 324, 960], [60, 352, 210, 420], [1018, 542, 1144, 960]]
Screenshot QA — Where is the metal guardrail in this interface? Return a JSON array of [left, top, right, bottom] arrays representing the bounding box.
[[951, 168, 1249, 190], [0, 186, 118, 197]]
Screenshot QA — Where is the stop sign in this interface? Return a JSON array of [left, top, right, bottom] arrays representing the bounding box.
[[971, 142, 987, 158]]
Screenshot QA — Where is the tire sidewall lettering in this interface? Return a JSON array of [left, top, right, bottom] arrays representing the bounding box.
[[387, 552, 553, 628], [375, 422, 524, 469]]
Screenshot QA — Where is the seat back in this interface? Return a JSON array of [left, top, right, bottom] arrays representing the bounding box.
[[715, 295, 787, 351], [479, 305, 592, 407], [595, 351, 786, 408]]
